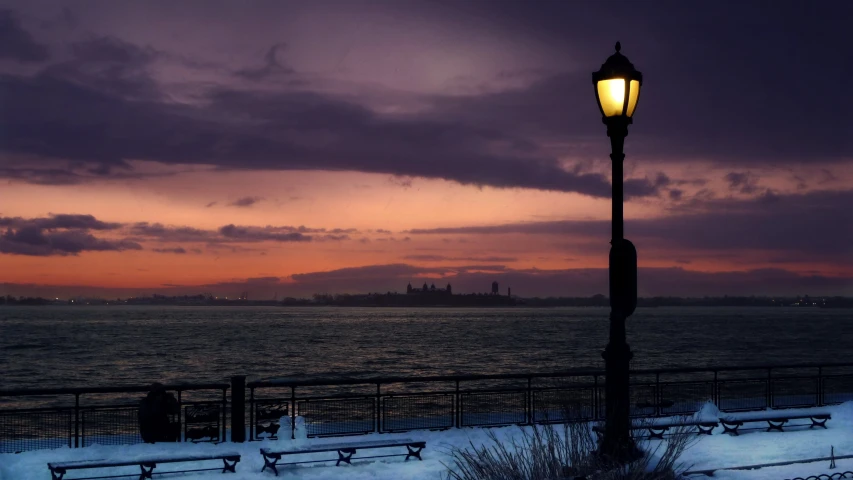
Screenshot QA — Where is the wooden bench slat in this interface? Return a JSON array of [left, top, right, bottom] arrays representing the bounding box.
[[720, 411, 831, 421], [263, 439, 422, 456], [49, 452, 241, 469], [644, 421, 719, 428], [260, 439, 426, 475], [48, 453, 241, 480], [718, 412, 831, 435]]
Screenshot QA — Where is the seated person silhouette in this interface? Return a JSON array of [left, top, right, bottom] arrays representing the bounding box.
[[138, 383, 180, 443]]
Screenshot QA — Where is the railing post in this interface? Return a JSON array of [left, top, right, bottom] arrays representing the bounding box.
[[767, 368, 772, 409], [713, 370, 718, 409], [818, 367, 823, 407], [527, 377, 532, 425], [376, 383, 381, 433], [291, 387, 297, 440], [249, 387, 255, 441], [221, 388, 228, 442], [230, 375, 246, 443], [74, 393, 80, 448], [177, 390, 183, 442], [655, 372, 661, 417], [455, 380, 460, 428], [593, 375, 599, 420]]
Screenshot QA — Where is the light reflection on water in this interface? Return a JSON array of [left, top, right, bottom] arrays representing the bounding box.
[[0, 306, 850, 390]]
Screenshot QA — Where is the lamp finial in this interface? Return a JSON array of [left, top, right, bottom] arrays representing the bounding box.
[[615, 41, 621, 53]]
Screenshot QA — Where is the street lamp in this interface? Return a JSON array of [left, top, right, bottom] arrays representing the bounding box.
[[593, 41, 642, 461]]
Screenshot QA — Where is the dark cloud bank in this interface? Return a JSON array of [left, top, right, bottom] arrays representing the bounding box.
[[0, 214, 356, 256], [3, 3, 849, 196], [0, 214, 139, 255]]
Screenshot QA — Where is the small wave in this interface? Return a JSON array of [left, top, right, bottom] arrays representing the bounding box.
[[3, 343, 46, 351]]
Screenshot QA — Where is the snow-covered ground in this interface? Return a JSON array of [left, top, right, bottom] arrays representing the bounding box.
[[2, 403, 853, 480]]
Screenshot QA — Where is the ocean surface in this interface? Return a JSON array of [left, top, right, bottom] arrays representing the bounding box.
[[1, 306, 851, 391]]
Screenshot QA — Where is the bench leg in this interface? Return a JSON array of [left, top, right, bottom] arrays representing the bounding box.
[[49, 468, 65, 480], [810, 417, 829, 429], [721, 423, 740, 436], [696, 425, 714, 436], [647, 427, 667, 440], [766, 420, 786, 432], [260, 453, 279, 476], [406, 445, 424, 461], [139, 463, 156, 480], [222, 458, 239, 473], [337, 449, 355, 466]]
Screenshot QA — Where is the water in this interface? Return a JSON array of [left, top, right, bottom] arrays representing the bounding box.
[[0, 306, 851, 390]]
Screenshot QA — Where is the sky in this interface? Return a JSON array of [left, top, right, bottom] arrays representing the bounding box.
[[0, 0, 851, 299]]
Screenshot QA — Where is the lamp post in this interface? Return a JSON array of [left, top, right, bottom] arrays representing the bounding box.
[[592, 42, 642, 461]]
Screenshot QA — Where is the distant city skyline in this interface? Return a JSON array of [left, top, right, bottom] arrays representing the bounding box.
[[0, 1, 851, 298]]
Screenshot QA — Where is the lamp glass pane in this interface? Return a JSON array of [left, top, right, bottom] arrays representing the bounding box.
[[626, 80, 640, 117], [596, 79, 627, 117]]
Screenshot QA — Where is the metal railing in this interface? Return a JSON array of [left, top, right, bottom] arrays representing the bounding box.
[[4, 362, 853, 453], [0, 383, 228, 454], [246, 362, 853, 440]]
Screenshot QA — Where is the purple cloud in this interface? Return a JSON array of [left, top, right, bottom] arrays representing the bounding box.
[[0, 226, 141, 256], [725, 172, 760, 194], [0, 214, 138, 256], [403, 254, 518, 262], [219, 224, 312, 242], [151, 247, 188, 254], [128, 221, 358, 245], [0, 214, 121, 231], [229, 196, 264, 207]]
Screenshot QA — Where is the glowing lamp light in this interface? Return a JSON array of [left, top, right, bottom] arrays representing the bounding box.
[[592, 42, 643, 120]]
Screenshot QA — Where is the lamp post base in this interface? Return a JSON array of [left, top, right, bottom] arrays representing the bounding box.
[[598, 331, 637, 463]]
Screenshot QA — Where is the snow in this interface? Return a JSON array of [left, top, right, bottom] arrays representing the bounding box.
[[3, 403, 853, 480]]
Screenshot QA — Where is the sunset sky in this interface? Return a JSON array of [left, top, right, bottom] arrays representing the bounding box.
[[0, 0, 851, 299]]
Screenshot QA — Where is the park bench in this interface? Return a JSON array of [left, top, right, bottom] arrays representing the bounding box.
[[593, 419, 719, 439], [47, 452, 241, 480], [718, 411, 831, 435], [260, 438, 426, 476]]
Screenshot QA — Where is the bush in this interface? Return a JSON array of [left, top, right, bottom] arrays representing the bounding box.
[[445, 417, 697, 480]]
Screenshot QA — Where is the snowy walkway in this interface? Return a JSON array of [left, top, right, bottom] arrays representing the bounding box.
[[3, 403, 853, 480]]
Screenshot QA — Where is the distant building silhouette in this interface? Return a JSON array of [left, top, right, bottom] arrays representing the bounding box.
[[405, 281, 506, 297], [407, 282, 452, 295]]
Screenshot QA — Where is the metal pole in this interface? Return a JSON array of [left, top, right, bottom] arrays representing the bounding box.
[[599, 118, 637, 460]]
